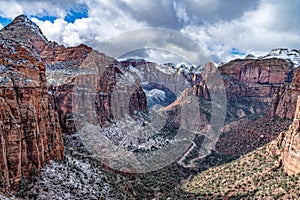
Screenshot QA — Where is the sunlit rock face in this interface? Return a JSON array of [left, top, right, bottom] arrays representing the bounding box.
[[276, 96, 300, 175], [0, 15, 64, 191], [269, 67, 300, 119], [218, 58, 293, 117], [0, 14, 149, 192], [43, 43, 147, 133]]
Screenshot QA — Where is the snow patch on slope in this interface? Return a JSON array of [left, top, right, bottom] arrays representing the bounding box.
[[144, 89, 166, 102], [27, 155, 129, 199], [259, 48, 300, 67]]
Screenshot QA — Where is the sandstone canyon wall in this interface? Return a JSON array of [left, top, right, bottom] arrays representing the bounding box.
[[0, 15, 148, 192], [45, 47, 147, 133], [218, 58, 293, 119], [269, 67, 300, 119], [1, 15, 147, 135], [276, 96, 300, 175], [0, 34, 64, 191]]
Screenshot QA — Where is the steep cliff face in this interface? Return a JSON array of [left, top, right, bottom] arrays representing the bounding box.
[[0, 14, 148, 192], [1, 15, 147, 134], [120, 60, 198, 96], [162, 80, 211, 133], [269, 67, 300, 119], [0, 36, 63, 191], [218, 58, 293, 118], [219, 58, 292, 86], [276, 96, 300, 175], [45, 46, 147, 133]]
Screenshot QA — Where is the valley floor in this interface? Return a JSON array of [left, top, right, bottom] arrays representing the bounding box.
[[1, 116, 297, 200]]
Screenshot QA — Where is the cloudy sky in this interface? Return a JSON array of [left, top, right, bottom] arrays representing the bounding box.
[[0, 0, 299, 64]]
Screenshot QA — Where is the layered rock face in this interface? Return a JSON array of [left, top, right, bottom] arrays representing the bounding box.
[[277, 96, 300, 175], [0, 35, 64, 191], [45, 45, 147, 133], [269, 67, 300, 119], [1, 15, 147, 134], [218, 58, 293, 118], [163, 80, 211, 133], [120, 60, 199, 96], [0, 14, 147, 192]]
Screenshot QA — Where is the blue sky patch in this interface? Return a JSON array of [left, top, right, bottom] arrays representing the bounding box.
[[0, 16, 12, 27], [230, 48, 246, 55], [32, 15, 57, 23], [65, 4, 88, 23]]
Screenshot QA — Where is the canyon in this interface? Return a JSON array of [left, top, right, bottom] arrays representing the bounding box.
[[275, 96, 300, 175], [0, 15, 147, 192], [0, 20, 64, 191], [0, 15, 300, 199]]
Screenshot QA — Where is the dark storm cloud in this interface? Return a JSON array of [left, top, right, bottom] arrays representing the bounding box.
[[179, 0, 260, 24], [120, 0, 182, 29], [96, 27, 210, 64], [115, 0, 260, 29]]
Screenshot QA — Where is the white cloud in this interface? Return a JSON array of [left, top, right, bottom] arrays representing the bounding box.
[[31, 0, 148, 47], [181, 0, 300, 61], [96, 28, 210, 65], [32, 18, 67, 42], [1, 0, 300, 63], [173, 2, 189, 23], [0, 1, 23, 18], [0, 0, 85, 19]]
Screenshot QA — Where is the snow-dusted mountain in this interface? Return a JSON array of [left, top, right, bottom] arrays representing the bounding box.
[[259, 48, 300, 67]]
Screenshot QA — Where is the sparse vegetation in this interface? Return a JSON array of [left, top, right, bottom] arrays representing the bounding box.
[[180, 142, 300, 199]]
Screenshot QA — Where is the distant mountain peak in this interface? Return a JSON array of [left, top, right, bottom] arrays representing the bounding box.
[[258, 48, 300, 67], [1, 15, 48, 42], [14, 14, 32, 23], [0, 14, 48, 52]]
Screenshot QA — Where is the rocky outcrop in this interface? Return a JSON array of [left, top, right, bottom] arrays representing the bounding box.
[[191, 80, 211, 101], [0, 14, 48, 53], [162, 80, 211, 133], [276, 96, 300, 175], [0, 36, 64, 191]]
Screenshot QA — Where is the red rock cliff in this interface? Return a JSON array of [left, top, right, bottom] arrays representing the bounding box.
[[277, 96, 300, 175], [2, 15, 147, 134], [219, 58, 292, 102], [0, 35, 64, 191], [269, 67, 300, 119], [218, 58, 293, 118], [44, 46, 147, 133]]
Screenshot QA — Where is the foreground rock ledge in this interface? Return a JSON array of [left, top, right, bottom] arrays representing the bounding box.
[[278, 96, 300, 175]]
